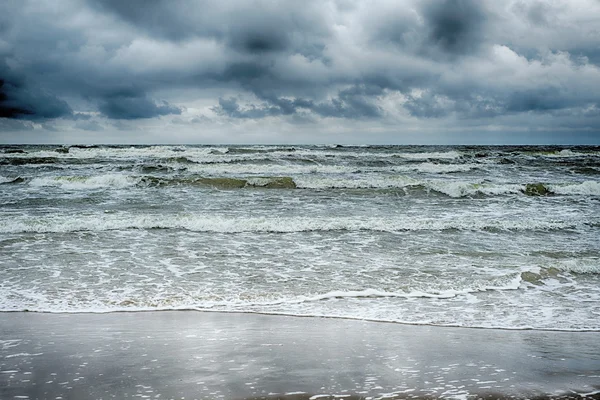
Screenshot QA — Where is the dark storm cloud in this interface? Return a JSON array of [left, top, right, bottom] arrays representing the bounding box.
[[370, 0, 487, 59], [421, 0, 487, 56], [98, 95, 182, 120], [214, 85, 384, 120], [91, 0, 210, 41], [505, 87, 566, 112], [0, 62, 73, 119], [0, 0, 599, 140], [403, 85, 589, 120], [92, 0, 327, 57]]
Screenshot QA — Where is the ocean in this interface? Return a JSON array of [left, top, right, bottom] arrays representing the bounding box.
[[1, 144, 599, 331]]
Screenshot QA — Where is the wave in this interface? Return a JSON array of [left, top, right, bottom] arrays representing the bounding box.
[[0, 213, 592, 234], [12, 172, 600, 197], [29, 174, 140, 189], [184, 162, 476, 176], [224, 146, 298, 154], [539, 149, 598, 158], [0, 177, 26, 185], [0, 273, 524, 312], [1, 156, 63, 165], [547, 181, 600, 196], [260, 276, 523, 304], [0, 146, 465, 163], [571, 167, 600, 175], [549, 259, 600, 274], [392, 150, 462, 160], [26, 174, 299, 190]]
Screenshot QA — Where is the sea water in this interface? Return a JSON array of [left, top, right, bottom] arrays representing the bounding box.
[[1, 145, 599, 331]]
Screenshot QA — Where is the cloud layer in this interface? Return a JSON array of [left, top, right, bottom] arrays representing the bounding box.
[[0, 0, 599, 143]]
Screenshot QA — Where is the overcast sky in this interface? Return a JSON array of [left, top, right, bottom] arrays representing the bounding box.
[[1, 0, 600, 144]]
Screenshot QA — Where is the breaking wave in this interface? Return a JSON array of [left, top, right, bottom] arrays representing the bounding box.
[[0, 213, 592, 234], [8, 173, 600, 197]]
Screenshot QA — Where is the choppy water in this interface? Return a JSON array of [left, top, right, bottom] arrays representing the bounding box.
[[1, 144, 599, 330]]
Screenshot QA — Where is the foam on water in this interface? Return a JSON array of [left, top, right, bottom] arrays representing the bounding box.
[[549, 258, 600, 274], [11, 172, 600, 198], [548, 181, 600, 196], [29, 174, 139, 189], [0, 213, 591, 234]]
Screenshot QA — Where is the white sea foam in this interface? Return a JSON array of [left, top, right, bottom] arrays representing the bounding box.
[[547, 181, 600, 196], [188, 162, 475, 175], [7, 146, 464, 163], [187, 163, 356, 176], [294, 175, 418, 189], [550, 259, 600, 274], [393, 150, 462, 160], [0, 176, 13, 184], [394, 163, 475, 174], [542, 149, 590, 158], [424, 181, 522, 197], [0, 213, 586, 234], [270, 277, 523, 303], [29, 174, 139, 189]]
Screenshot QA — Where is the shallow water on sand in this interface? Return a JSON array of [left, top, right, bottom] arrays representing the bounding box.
[[1, 312, 599, 399]]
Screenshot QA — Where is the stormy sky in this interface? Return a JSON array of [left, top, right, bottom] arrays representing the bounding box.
[[1, 0, 600, 144]]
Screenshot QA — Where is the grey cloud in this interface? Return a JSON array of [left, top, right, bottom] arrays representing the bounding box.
[[505, 87, 566, 113], [1, 0, 599, 140], [74, 119, 104, 131], [402, 84, 598, 124], [0, 118, 35, 132], [229, 26, 289, 54], [0, 63, 73, 119], [215, 85, 384, 120], [91, 0, 208, 41], [404, 92, 452, 118], [421, 0, 487, 56], [308, 85, 384, 119], [41, 122, 59, 132], [93, 0, 328, 58], [212, 97, 282, 119], [73, 113, 92, 121], [98, 95, 182, 120]]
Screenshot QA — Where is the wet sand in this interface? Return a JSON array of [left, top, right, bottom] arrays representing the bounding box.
[[1, 311, 599, 399]]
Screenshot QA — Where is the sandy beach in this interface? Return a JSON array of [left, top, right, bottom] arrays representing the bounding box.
[[1, 311, 599, 399]]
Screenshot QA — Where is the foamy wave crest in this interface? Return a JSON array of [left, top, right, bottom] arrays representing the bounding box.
[[547, 181, 600, 196], [0, 213, 587, 234], [187, 164, 361, 175], [550, 259, 600, 274], [394, 150, 462, 160], [394, 163, 475, 174], [425, 181, 523, 197], [542, 149, 596, 158], [29, 174, 139, 189], [294, 175, 418, 189]]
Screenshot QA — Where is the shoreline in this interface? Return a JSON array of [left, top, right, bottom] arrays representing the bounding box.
[[4, 308, 600, 333], [2, 311, 599, 399]]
